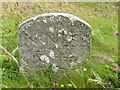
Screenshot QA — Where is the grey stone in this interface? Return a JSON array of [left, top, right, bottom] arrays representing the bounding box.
[[19, 13, 92, 72]]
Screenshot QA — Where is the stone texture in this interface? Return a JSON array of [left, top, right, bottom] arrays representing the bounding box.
[[19, 13, 92, 72]]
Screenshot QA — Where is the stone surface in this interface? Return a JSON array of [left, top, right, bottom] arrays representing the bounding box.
[[19, 13, 92, 72]]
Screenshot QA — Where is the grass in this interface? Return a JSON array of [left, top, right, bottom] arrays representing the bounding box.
[[0, 2, 119, 88]]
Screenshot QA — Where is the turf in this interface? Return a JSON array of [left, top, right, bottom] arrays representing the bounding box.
[[0, 2, 119, 88]]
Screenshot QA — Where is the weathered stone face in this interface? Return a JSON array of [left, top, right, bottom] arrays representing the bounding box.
[[19, 13, 92, 72]]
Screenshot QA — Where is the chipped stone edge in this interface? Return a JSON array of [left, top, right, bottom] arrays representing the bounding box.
[[19, 13, 92, 29]]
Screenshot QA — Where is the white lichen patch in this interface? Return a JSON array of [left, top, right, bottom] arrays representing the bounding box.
[[55, 44, 59, 48], [59, 28, 63, 33], [37, 19, 40, 22], [70, 61, 76, 68], [69, 17, 75, 25], [42, 35, 45, 38], [19, 66, 25, 72], [69, 32, 73, 35], [41, 41, 46, 45], [59, 28, 68, 35], [81, 36, 88, 41], [64, 30, 68, 35], [25, 26, 29, 29], [66, 36, 72, 42], [28, 24, 31, 27], [77, 60, 81, 64], [52, 63, 59, 72], [58, 34, 61, 37], [50, 16, 54, 20], [35, 34, 38, 38], [82, 24, 84, 26], [40, 55, 50, 63], [26, 22, 32, 28], [49, 27, 54, 32], [49, 50, 55, 59], [43, 19, 47, 23]]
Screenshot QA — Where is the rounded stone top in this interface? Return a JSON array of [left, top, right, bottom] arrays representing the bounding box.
[[19, 13, 92, 29]]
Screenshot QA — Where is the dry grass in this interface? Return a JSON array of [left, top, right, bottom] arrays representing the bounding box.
[[2, 2, 118, 24]]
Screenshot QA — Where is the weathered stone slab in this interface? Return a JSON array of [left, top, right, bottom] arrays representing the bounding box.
[[19, 13, 92, 72]]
